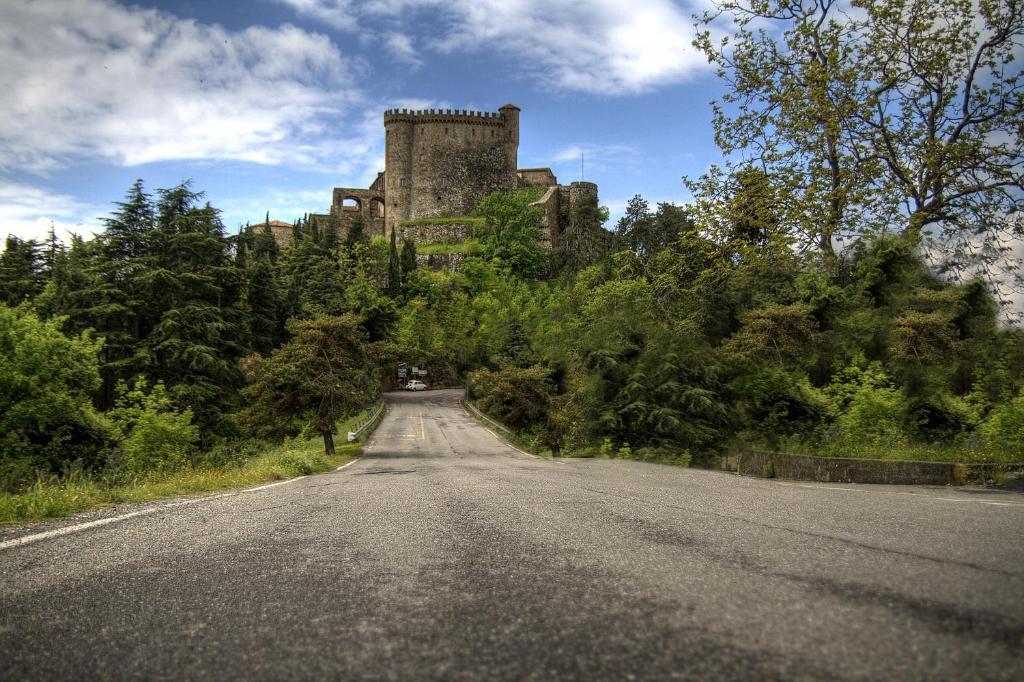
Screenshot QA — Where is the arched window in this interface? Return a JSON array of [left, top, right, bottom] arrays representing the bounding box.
[[341, 197, 361, 212]]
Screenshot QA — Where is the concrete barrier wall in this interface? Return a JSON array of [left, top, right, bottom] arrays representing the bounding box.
[[736, 448, 1024, 485]]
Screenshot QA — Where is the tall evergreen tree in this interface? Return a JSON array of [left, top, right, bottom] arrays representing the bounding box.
[[143, 182, 244, 438], [0, 236, 44, 306], [386, 228, 401, 297], [400, 239, 417, 278]]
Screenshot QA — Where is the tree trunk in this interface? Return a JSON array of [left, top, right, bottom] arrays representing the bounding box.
[[322, 429, 336, 456]]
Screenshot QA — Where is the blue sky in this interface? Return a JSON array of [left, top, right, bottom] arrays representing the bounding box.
[[0, 0, 728, 242]]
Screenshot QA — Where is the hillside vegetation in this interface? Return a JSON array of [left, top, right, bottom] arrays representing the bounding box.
[[2, 0, 1022, 503]]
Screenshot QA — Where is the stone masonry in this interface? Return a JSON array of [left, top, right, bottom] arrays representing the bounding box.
[[297, 103, 601, 254]]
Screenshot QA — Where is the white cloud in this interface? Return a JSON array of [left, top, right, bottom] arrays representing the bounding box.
[[383, 32, 423, 67], [0, 0, 362, 173], [276, 0, 709, 94], [272, 0, 358, 31], [0, 181, 103, 243]]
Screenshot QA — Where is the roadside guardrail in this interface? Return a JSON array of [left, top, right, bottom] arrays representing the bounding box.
[[461, 399, 513, 436], [347, 400, 386, 442]]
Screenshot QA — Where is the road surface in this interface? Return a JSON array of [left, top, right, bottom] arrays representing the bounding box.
[[2, 389, 1022, 680]]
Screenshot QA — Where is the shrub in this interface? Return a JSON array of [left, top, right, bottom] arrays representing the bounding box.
[[469, 364, 555, 431], [107, 378, 198, 476], [977, 396, 1024, 458], [834, 384, 905, 446], [0, 305, 112, 490]]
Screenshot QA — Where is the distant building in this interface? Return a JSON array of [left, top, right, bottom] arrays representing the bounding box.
[[246, 220, 294, 247]]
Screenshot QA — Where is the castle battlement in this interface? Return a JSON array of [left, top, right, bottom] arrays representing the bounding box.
[[383, 108, 507, 125]]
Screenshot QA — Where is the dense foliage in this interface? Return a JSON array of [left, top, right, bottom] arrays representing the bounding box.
[[1, 2, 1021, 491]]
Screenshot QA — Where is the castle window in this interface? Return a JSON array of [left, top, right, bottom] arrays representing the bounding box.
[[399, 177, 409, 188], [444, 127, 448, 135]]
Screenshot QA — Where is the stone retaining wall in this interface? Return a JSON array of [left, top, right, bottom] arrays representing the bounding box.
[[415, 252, 466, 272], [735, 448, 1024, 485], [397, 221, 476, 245]]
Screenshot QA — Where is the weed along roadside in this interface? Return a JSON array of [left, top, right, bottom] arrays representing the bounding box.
[[0, 401, 388, 526], [728, 448, 1024, 486], [461, 398, 545, 459]]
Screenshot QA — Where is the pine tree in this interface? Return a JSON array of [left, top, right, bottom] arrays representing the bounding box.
[[386, 229, 401, 297], [401, 238, 417, 277], [344, 216, 367, 250], [142, 182, 244, 438], [0, 236, 44, 306], [245, 253, 283, 355]]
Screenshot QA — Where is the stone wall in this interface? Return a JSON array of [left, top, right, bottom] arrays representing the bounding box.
[[530, 186, 560, 247], [415, 252, 466, 272], [735, 448, 1024, 485], [397, 220, 477, 246]]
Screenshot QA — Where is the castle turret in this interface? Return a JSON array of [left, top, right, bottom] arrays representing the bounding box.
[[384, 110, 415, 237], [499, 103, 520, 173]]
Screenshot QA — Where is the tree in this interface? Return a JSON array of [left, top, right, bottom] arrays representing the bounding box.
[[853, 0, 1024, 294], [386, 228, 402, 297], [615, 196, 695, 259], [475, 190, 548, 279], [244, 253, 283, 354], [0, 236, 44, 306], [141, 183, 245, 437], [344, 216, 367, 250], [693, 0, 866, 263], [241, 315, 375, 455], [401, 238, 417, 278], [0, 304, 111, 489], [694, 0, 1024, 280]]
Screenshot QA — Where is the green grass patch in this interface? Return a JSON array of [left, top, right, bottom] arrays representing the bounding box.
[[416, 239, 483, 255], [0, 402, 387, 525], [779, 439, 1022, 464], [399, 216, 485, 227]]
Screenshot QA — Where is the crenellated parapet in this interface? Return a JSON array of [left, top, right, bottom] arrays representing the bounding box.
[[383, 108, 508, 126]]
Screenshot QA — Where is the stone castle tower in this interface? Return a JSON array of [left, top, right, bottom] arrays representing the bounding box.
[[383, 104, 521, 236], [306, 103, 604, 257]]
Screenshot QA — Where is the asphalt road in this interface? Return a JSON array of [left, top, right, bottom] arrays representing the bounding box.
[[2, 388, 1023, 680]]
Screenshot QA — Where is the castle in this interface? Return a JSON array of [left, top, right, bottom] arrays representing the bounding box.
[[305, 103, 600, 251]]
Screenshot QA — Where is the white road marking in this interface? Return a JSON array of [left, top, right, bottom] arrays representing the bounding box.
[[0, 475, 313, 552], [777, 482, 1024, 508], [335, 459, 360, 471]]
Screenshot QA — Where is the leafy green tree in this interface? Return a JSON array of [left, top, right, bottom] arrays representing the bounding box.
[[615, 196, 692, 260], [0, 304, 112, 490], [694, 0, 1024, 280], [241, 315, 375, 455], [475, 190, 548, 279], [108, 377, 198, 476]]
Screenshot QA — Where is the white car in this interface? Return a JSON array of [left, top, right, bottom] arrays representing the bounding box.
[[405, 380, 427, 391]]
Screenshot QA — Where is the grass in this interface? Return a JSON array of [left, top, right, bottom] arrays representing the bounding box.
[[416, 239, 483, 255], [764, 436, 1023, 464], [0, 402, 387, 525], [399, 216, 485, 227]]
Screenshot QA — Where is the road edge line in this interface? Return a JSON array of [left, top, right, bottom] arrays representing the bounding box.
[[460, 400, 540, 460], [0, 474, 312, 553]]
